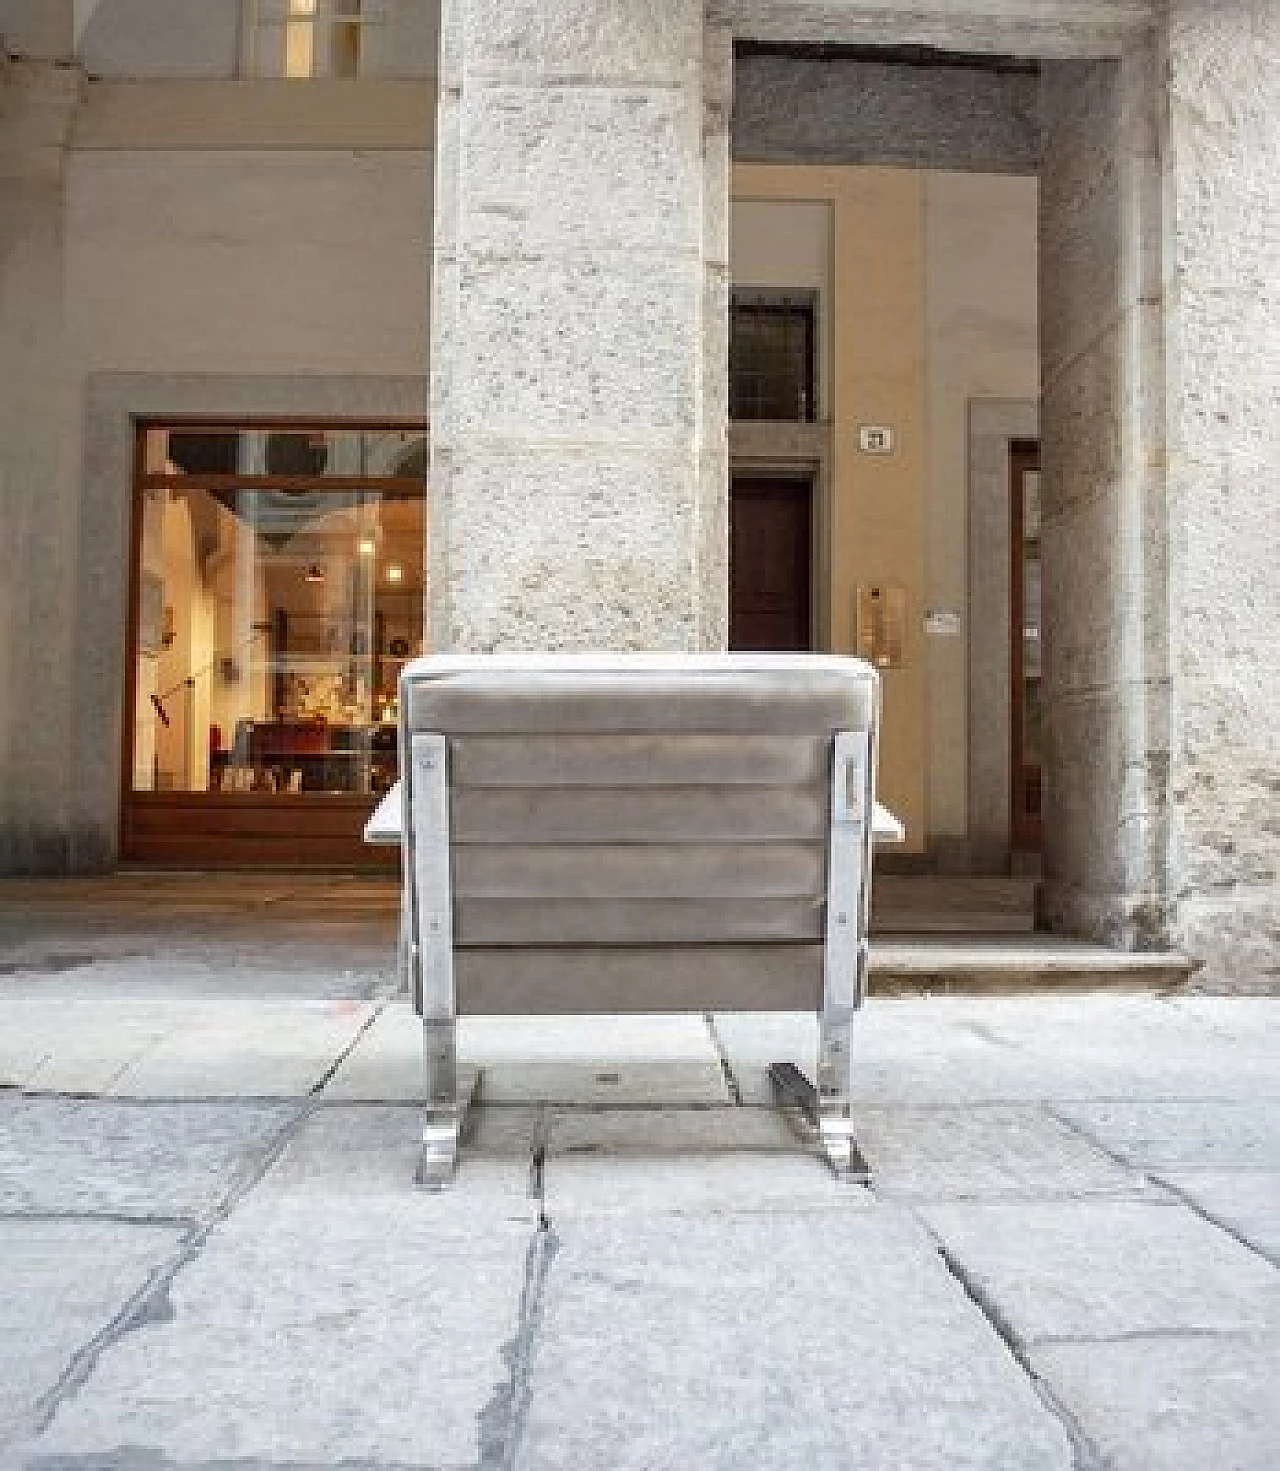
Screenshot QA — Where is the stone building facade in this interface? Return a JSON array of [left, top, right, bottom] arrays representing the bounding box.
[[0, 0, 1275, 988]]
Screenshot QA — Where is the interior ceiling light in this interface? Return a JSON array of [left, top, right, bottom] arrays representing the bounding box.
[[358, 534, 377, 556], [386, 563, 404, 584]]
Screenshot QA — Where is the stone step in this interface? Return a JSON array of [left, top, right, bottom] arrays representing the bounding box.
[[872, 876, 1038, 935], [869, 938, 1196, 995]]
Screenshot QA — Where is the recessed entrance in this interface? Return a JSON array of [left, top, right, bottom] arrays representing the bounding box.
[[728, 476, 814, 651]]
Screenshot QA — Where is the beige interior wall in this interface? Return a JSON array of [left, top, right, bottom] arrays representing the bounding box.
[[734, 164, 928, 849], [925, 171, 1039, 850], [732, 164, 1039, 858]]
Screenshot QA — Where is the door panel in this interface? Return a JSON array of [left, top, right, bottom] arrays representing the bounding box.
[[729, 478, 813, 652]]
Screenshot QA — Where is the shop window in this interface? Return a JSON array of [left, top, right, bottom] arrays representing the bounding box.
[[130, 423, 426, 802], [244, 0, 380, 79], [730, 292, 818, 423]]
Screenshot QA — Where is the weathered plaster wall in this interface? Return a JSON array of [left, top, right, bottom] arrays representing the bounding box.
[[429, 1, 729, 651], [1164, 0, 1280, 989], [65, 148, 432, 375], [733, 52, 1040, 174], [0, 0, 72, 58], [78, 0, 239, 78], [72, 0, 439, 79], [0, 58, 81, 871]]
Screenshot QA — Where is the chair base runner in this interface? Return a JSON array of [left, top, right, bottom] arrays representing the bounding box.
[[768, 1060, 871, 1182], [417, 1058, 482, 1190]]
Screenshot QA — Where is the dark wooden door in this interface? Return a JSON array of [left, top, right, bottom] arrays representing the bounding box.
[[1010, 440, 1043, 852], [729, 478, 813, 651]]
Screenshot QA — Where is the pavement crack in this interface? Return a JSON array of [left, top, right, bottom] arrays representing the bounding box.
[[1147, 1171, 1280, 1270], [475, 1215, 558, 1471], [309, 999, 390, 1095], [30, 1098, 320, 1438], [1046, 1107, 1280, 1270], [702, 1012, 743, 1105], [920, 1222, 1108, 1471]]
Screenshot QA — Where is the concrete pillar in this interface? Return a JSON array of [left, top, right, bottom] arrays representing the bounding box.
[[429, 1, 730, 651], [1038, 39, 1171, 948], [0, 55, 82, 872], [1163, 0, 1280, 988]]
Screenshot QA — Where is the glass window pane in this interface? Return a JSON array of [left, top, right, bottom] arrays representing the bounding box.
[[285, 18, 315, 76], [133, 479, 425, 797], [143, 428, 426, 482]]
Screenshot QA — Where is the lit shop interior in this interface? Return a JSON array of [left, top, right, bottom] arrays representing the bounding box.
[[125, 425, 425, 863]]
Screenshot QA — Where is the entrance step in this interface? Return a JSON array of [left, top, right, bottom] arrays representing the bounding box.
[[869, 937, 1196, 995], [872, 876, 1037, 935]]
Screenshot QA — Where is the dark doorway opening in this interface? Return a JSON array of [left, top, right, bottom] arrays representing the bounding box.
[[1010, 439, 1042, 853], [729, 477, 814, 651]]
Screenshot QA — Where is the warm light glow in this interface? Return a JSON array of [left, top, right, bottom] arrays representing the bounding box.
[[358, 534, 377, 557], [284, 1, 315, 78], [386, 564, 404, 584]]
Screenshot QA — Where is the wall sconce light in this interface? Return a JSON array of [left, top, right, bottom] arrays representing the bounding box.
[[385, 563, 404, 584]]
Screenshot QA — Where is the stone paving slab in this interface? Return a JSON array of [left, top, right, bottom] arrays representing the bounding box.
[[853, 1104, 1146, 1200], [543, 1107, 854, 1217], [0, 1097, 295, 1219], [259, 1103, 538, 1224], [23, 1197, 535, 1470], [465, 1013, 730, 1107], [1029, 1334, 1280, 1471], [512, 1209, 1074, 1471], [327, 1008, 733, 1106], [0, 999, 378, 1098], [322, 1002, 423, 1101], [0, 943, 395, 1002], [1159, 1169, 1280, 1264], [0, 1220, 184, 1451], [1054, 1097, 1280, 1170], [712, 1000, 1280, 1109], [0, 1001, 179, 1093], [107, 1000, 378, 1098], [915, 1199, 1280, 1347]]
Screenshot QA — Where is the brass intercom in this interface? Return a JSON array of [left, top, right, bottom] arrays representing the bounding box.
[[855, 584, 906, 669]]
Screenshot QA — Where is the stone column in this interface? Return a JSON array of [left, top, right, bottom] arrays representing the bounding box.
[[1038, 39, 1171, 949], [1163, 0, 1280, 987], [0, 55, 82, 872], [429, 1, 730, 651]]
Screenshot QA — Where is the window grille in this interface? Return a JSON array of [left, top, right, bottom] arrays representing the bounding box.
[[730, 293, 819, 423]]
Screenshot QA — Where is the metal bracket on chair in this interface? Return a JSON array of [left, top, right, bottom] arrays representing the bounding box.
[[768, 1062, 871, 1183], [416, 1065, 483, 1190]]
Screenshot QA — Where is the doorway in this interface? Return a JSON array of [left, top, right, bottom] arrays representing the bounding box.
[[1010, 439, 1042, 853], [729, 476, 814, 651]]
